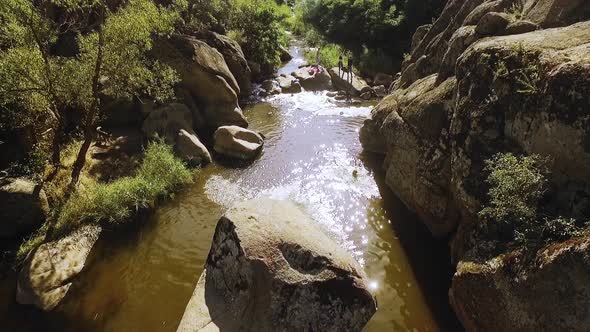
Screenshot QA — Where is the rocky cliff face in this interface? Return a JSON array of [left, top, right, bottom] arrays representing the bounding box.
[[360, 0, 590, 330]]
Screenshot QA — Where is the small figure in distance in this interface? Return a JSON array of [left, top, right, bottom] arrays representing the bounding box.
[[347, 55, 354, 86], [338, 54, 344, 77], [95, 126, 110, 147]]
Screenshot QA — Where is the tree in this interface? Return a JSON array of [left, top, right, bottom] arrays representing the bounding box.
[[63, 0, 180, 189], [0, 0, 76, 170]]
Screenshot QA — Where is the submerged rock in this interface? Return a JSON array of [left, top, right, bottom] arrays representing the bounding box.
[[177, 198, 377, 332], [213, 126, 264, 161], [17, 225, 102, 311], [291, 66, 332, 91], [0, 178, 49, 239]]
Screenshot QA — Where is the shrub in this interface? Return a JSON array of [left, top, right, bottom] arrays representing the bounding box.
[[17, 141, 193, 262], [183, 0, 290, 75], [304, 43, 343, 69], [478, 153, 585, 255], [479, 153, 549, 224]]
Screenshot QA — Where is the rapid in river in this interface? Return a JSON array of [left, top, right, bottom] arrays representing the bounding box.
[[1, 40, 460, 332]]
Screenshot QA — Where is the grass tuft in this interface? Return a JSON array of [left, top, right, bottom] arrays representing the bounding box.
[[16, 141, 193, 262]]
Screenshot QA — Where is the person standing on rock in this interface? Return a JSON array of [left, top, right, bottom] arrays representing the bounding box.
[[338, 54, 344, 77], [347, 56, 354, 86], [316, 47, 321, 67]]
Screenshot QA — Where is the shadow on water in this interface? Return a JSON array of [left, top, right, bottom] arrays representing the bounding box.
[[360, 151, 463, 332]]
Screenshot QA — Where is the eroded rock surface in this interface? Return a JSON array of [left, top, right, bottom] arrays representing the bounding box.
[[450, 235, 590, 331], [193, 30, 253, 97], [17, 225, 102, 311], [360, 1, 590, 329], [177, 199, 377, 332]]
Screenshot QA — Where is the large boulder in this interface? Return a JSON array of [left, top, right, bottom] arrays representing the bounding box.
[[450, 21, 590, 255], [359, 1, 590, 331], [277, 75, 302, 94], [279, 45, 292, 62], [193, 31, 252, 97], [291, 66, 332, 91], [175, 129, 211, 166], [450, 235, 590, 331], [373, 75, 458, 236], [177, 199, 377, 332], [213, 126, 264, 161], [328, 67, 372, 96], [0, 178, 49, 239], [153, 35, 248, 128], [141, 103, 194, 144], [17, 225, 102, 311], [475, 12, 512, 35], [463, 0, 505, 26]]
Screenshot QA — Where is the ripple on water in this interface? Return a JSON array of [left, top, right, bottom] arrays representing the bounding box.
[[204, 142, 380, 265]]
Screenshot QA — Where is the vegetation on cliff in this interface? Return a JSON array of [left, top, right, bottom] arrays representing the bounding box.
[[477, 153, 587, 259], [182, 0, 292, 74], [293, 0, 444, 76]]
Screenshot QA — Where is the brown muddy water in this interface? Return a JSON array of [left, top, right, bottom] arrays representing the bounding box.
[[0, 43, 461, 332]]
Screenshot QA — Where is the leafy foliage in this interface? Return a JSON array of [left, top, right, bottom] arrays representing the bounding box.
[[294, 0, 444, 74], [304, 43, 344, 69], [17, 141, 193, 262], [479, 153, 549, 224], [477, 153, 586, 257], [183, 0, 291, 74]]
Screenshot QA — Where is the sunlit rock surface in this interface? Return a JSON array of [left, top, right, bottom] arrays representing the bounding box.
[[153, 34, 248, 128], [177, 198, 377, 332], [291, 66, 332, 91], [213, 126, 264, 161], [360, 0, 590, 329], [328, 67, 372, 96], [17, 225, 101, 311]]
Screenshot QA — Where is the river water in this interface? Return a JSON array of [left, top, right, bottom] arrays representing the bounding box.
[[1, 42, 460, 332]]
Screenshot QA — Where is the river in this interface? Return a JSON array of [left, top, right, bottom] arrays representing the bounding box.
[[0, 41, 460, 332]]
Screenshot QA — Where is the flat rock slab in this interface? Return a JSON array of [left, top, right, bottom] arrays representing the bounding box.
[[328, 67, 372, 96], [177, 198, 377, 332]]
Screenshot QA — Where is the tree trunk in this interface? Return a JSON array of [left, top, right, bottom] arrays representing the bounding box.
[[68, 119, 95, 188], [50, 112, 63, 167], [67, 4, 105, 192]]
